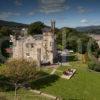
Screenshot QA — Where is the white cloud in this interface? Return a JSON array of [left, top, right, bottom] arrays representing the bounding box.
[[39, 0, 69, 13], [77, 6, 90, 13], [80, 19, 88, 23], [0, 12, 20, 20]]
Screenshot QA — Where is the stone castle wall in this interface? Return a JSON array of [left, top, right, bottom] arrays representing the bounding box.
[[10, 30, 57, 65]]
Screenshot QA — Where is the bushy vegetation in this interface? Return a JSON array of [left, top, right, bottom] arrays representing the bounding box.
[[87, 38, 100, 71], [28, 21, 45, 35], [56, 27, 98, 52], [88, 60, 97, 70], [1, 40, 11, 58], [88, 60, 100, 72], [0, 26, 13, 37], [0, 59, 38, 91], [87, 47, 100, 72]]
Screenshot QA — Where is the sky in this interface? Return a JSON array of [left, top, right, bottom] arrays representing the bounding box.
[[0, 0, 100, 28]]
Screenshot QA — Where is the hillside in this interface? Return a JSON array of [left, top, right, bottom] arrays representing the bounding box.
[[0, 20, 28, 28], [76, 25, 100, 34]]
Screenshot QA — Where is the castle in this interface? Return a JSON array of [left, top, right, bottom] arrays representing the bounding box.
[[10, 21, 57, 66]]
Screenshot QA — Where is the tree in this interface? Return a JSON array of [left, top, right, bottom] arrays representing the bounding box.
[[1, 59, 37, 84], [28, 21, 45, 35], [1, 40, 11, 58], [56, 27, 83, 50], [0, 26, 12, 37], [66, 36, 78, 52], [0, 59, 37, 99]]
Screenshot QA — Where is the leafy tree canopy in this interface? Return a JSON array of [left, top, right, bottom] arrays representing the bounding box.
[[28, 21, 45, 35], [0, 26, 13, 37], [56, 27, 99, 55], [0, 59, 37, 85]]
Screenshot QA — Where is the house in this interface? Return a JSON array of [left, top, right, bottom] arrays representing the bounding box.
[[10, 21, 57, 66]]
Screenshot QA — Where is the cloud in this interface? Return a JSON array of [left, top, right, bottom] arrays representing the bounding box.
[[0, 12, 20, 20], [15, 0, 22, 6], [80, 19, 88, 23], [39, 0, 69, 13], [77, 6, 90, 13], [28, 12, 35, 16]]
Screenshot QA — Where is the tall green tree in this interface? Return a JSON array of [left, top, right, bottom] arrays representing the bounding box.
[[28, 21, 45, 35], [0, 26, 12, 37]]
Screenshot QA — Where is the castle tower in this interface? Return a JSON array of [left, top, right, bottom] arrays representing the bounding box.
[[42, 20, 56, 64], [51, 20, 55, 34]]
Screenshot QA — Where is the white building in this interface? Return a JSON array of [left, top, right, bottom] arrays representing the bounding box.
[[10, 21, 57, 66]]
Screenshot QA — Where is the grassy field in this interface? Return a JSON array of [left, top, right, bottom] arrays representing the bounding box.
[[1, 61, 100, 100], [31, 61, 100, 100], [0, 89, 51, 100]]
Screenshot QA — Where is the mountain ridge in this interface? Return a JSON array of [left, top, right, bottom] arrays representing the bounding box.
[[0, 20, 28, 28], [76, 25, 100, 32]]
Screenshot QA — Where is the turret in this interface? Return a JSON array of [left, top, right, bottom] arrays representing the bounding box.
[[51, 20, 55, 34]]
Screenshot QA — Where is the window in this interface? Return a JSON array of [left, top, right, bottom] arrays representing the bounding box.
[[50, 42, 53, 46], [31, 43, 34, 48], [26, 43, 34, 48], [26, 53, 30, 56]]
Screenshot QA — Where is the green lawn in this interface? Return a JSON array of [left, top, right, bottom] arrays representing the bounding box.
[[31, 61, 100, 100], [1, 61, 100, 100], [0, 89, 51, 100]]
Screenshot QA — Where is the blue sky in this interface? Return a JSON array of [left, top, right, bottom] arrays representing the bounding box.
[[0, 0, 100, 28]]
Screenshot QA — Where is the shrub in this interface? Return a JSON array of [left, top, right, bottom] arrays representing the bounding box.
[[88, 61, 96, 70], [0, 59, 38, 91], [88, 60, 100, 72], [94, 62, 100, 72], [0, 75, 14, 91]]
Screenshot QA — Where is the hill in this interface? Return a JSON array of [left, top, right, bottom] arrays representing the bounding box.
[[76, 25, 100, 34], [0, 20, 28, 28]]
